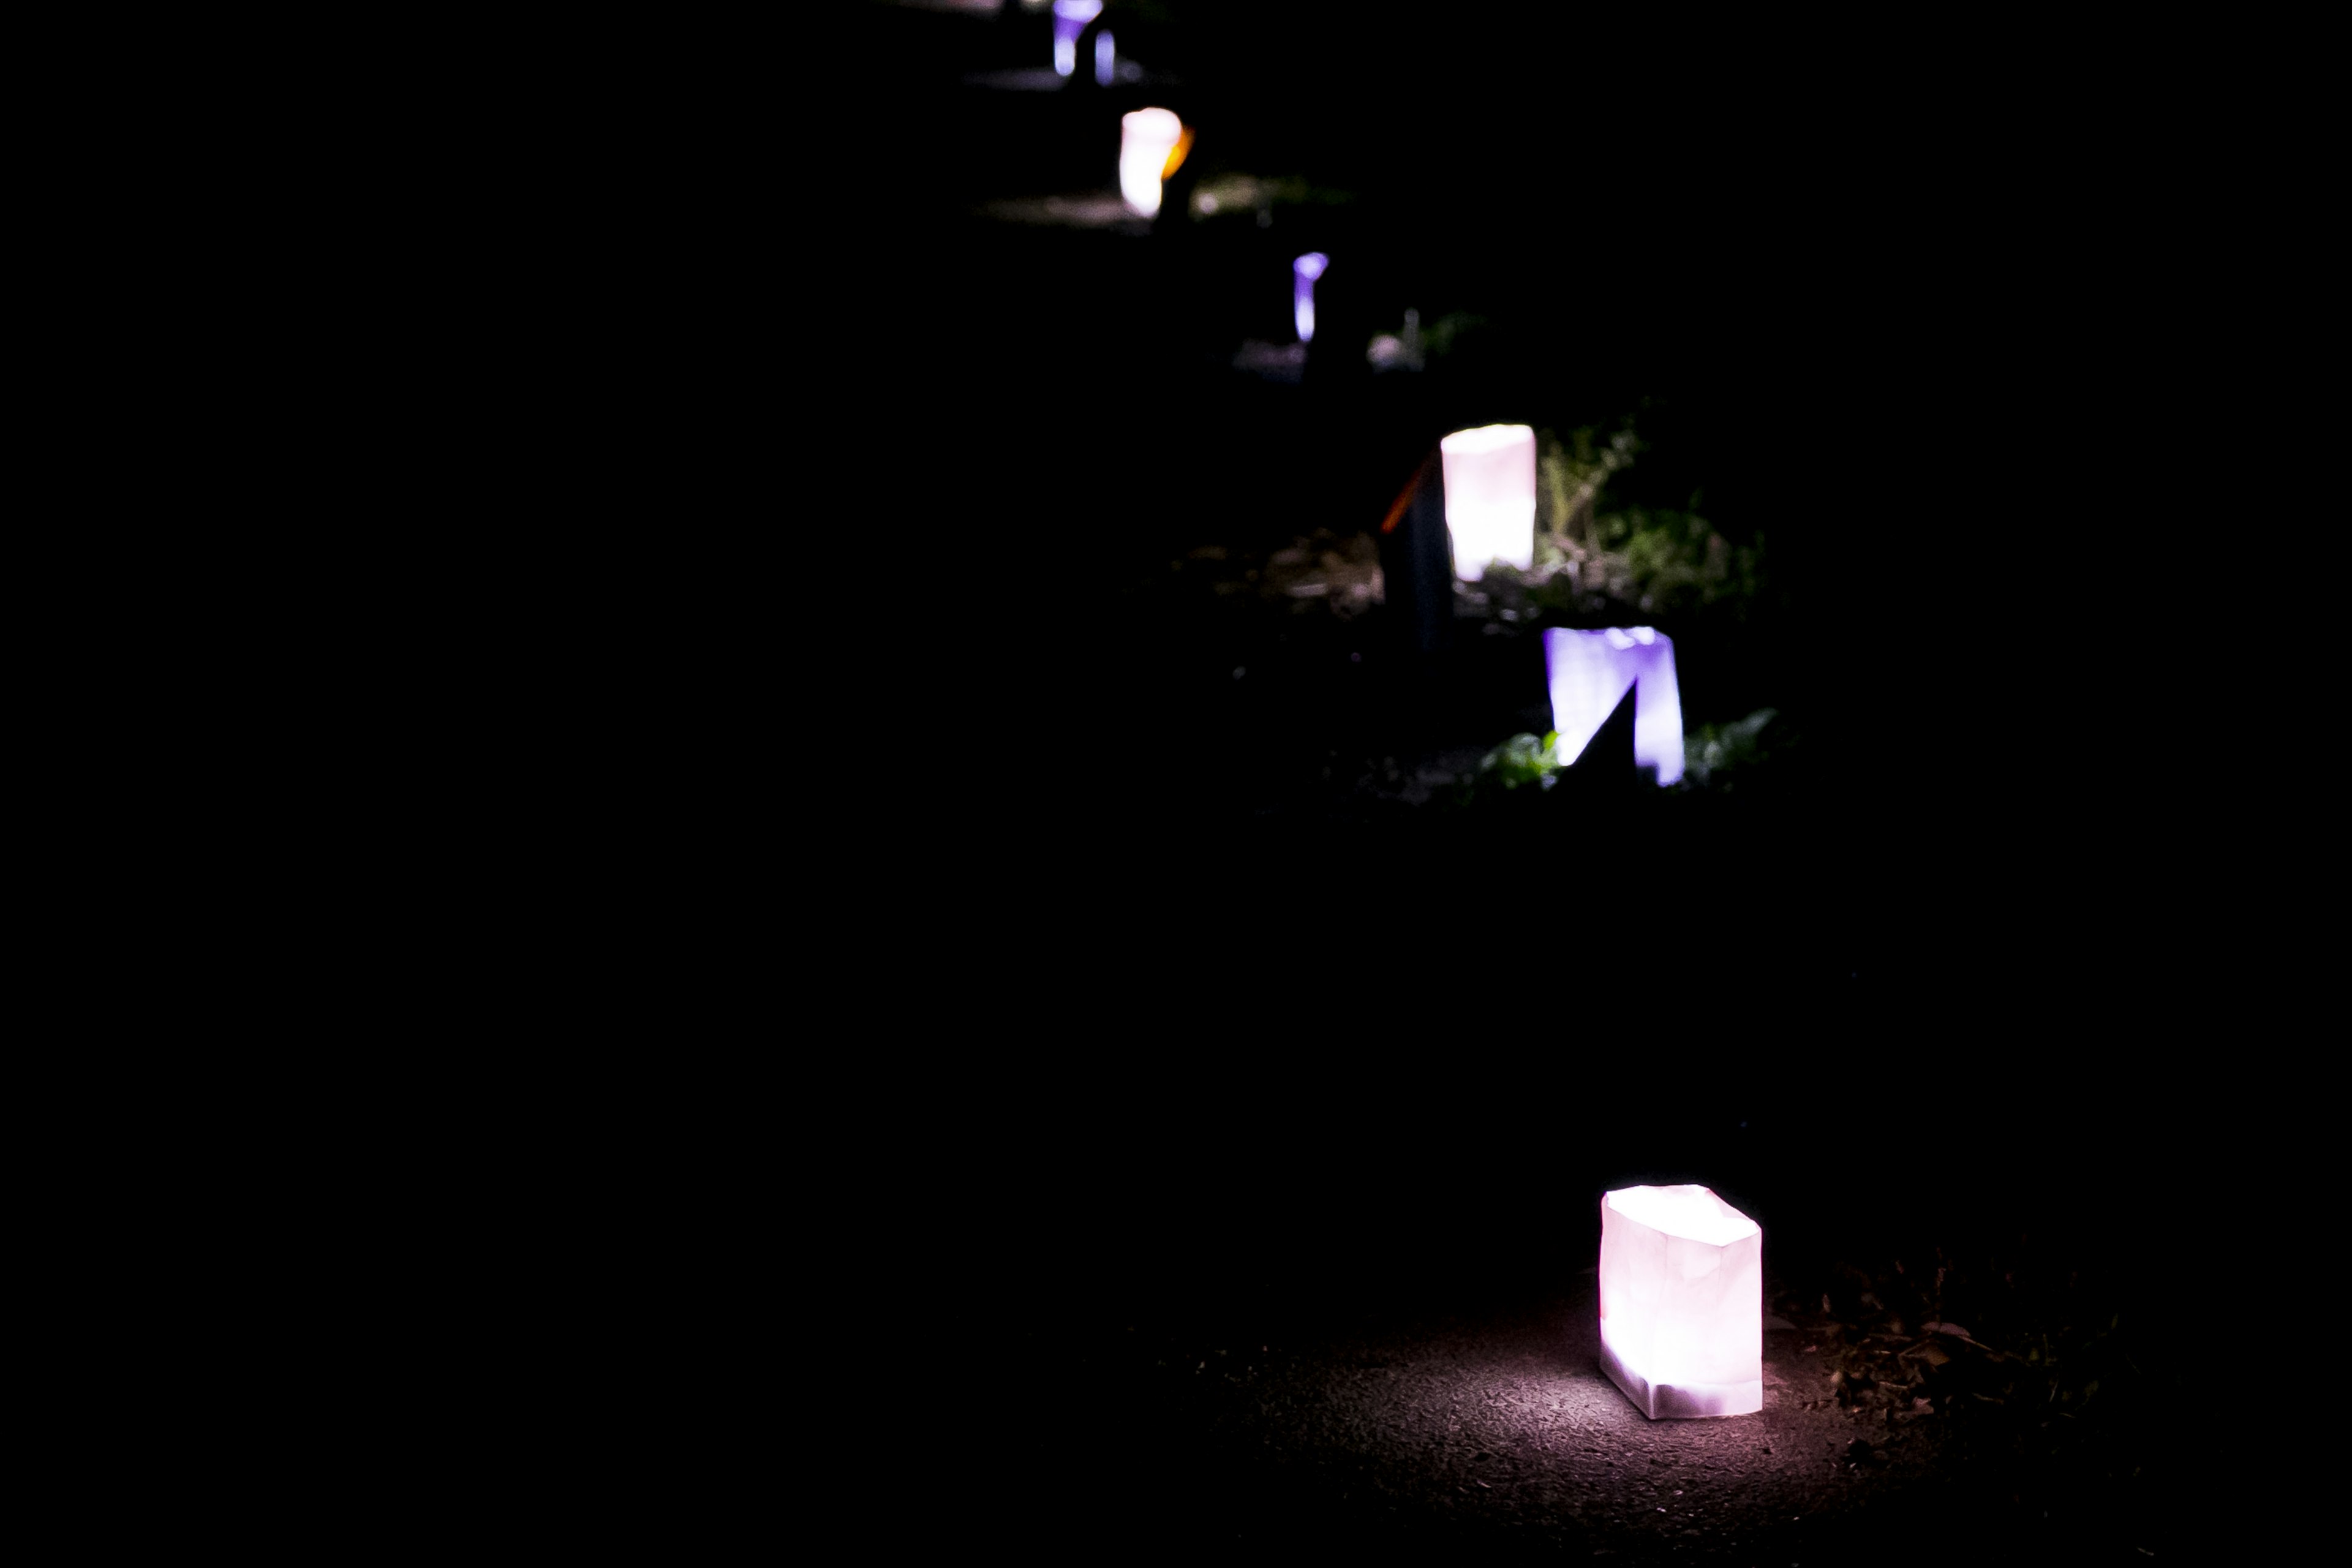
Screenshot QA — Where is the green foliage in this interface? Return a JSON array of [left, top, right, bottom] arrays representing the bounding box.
[[1530, 422, 1764, 617], [1537, 424, 1638, 563], [1479, 731, 1562, 791], [1468, 712, 1782, 802]]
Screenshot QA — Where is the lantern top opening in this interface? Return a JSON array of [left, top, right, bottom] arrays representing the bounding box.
[[1123, 107, 1182, 139], [1440, 423, 1534, 456], [1604, 1185, 1758, 1246]]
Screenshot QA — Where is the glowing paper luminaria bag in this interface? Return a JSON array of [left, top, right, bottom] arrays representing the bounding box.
[[1598, 1185, 1763, 1419], [1439, 424, 1537, 579], [1119, 108, 1185, 217], [1542, 626, 1686, 785], [1293, 252, 1328, 343], [1052, 0, 1102, 77]]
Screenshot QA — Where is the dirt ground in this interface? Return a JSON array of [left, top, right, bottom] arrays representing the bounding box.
[[938, 1069, 2174, 1567], [977, 1261, 2165, 1564]]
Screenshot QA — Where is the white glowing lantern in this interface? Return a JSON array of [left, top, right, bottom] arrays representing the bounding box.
[[1542, 625, 1686, 785], [1439, 424, 1536, 579], [1598, 1185, 1763, 1420], [1052, 0, 1102, 78], [1119, 108, 1184, 217]]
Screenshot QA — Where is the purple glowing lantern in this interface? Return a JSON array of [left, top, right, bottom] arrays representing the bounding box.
[[1598, 1185, 1763, 1420], [1439, 424, 1537, 579], [1095, 29, 1117, 86], [1542, 625, 1686, 785], [1052, 0, 1102, 78], [1293, 252, 1329, 344]]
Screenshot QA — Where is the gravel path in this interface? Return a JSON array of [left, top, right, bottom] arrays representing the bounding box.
[[995, 1273, 2158, 1564]]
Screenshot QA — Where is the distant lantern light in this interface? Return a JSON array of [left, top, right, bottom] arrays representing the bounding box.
[[1293, 252, 1329, 343], [1438, 423, 1537, 579], [1095, 29, 1117, 87], [1598, 1185, 1763, 1420], [1052, 0, 1102, 78], [1119, 108, 1184, 217], [1542, 625, 1686, 785]]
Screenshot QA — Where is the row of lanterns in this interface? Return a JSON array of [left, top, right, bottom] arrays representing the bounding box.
[[1073, 19, 1689, 790], [1113, 137, 1687, 787], [1057, 8, 1740, 1421]]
